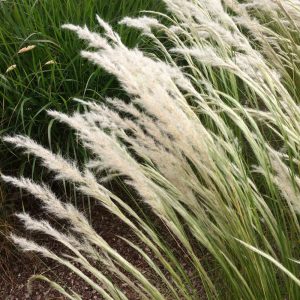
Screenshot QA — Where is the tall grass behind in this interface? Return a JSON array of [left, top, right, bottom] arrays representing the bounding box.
[[2, 0, 300, 299]]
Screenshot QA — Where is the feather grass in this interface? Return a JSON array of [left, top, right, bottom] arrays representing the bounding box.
[[3, 0, 300, 298]]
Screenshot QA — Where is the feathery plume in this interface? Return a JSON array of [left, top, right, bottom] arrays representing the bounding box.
[[18, 45, 36, 54], [5, 64, 16, 73]]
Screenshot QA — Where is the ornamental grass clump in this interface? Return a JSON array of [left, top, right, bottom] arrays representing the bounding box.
[[2, 0, 300, 299]]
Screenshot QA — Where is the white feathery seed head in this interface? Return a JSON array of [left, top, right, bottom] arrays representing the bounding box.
[[119, 16, 161, 34], [3, 135, 83, 183]]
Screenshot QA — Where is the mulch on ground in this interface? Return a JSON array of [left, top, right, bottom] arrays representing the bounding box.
[[0, 197, 150, 299], [0, 188, 206, 300]]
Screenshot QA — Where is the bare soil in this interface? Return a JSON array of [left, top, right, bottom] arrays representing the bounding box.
[[0, 199, 151, 299], [0, 189, 206, 300]]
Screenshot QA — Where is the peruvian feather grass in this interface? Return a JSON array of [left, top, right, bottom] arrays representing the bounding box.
[[2, 0, 300, 299], [0, 0, 164, 177], [0, 0, 165, 238]]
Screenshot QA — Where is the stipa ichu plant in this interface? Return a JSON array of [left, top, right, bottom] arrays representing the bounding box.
[[2, 0, 300, 299]]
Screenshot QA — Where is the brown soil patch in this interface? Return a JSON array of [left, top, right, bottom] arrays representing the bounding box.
[[0, 189, 206, 299]]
